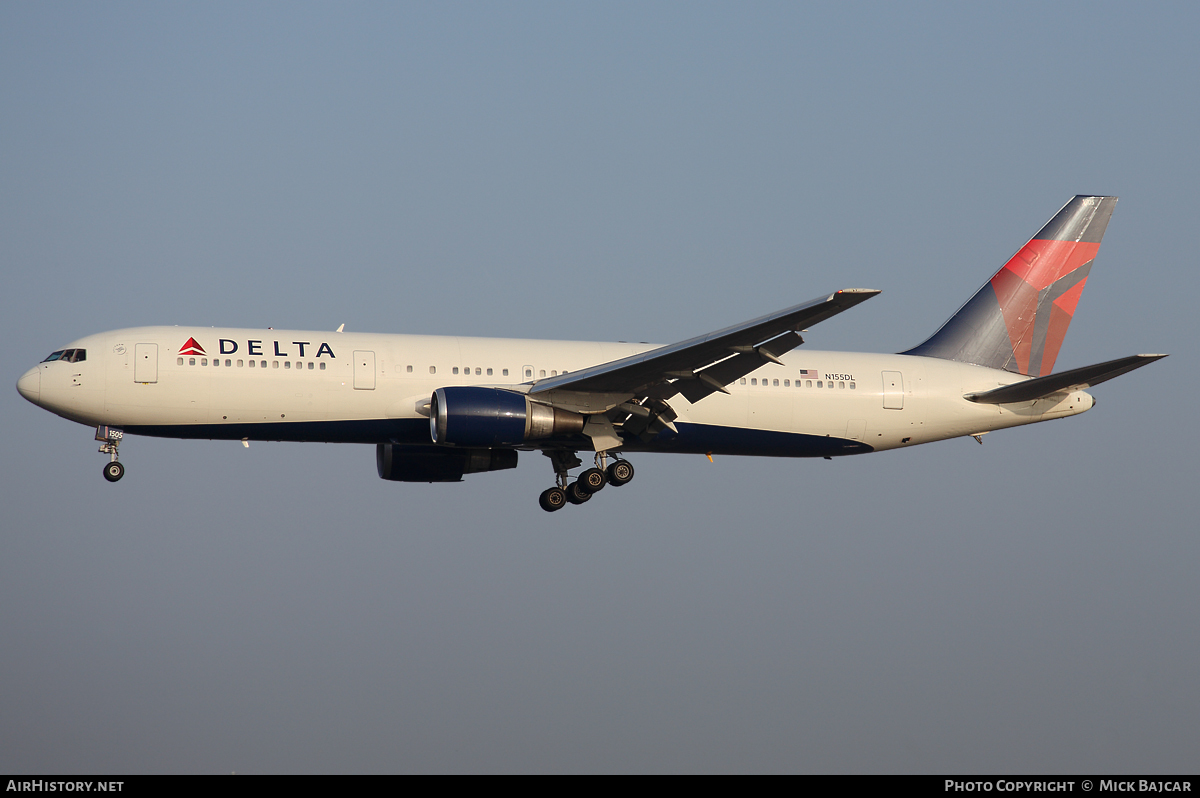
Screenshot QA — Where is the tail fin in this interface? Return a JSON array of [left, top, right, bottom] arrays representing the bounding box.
[[903, 196, 1117, 376]]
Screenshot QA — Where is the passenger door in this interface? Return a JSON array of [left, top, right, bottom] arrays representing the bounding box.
[[134, 343, 158, 384], [882, 371, 904, 409], [354, 350, 376, 390]]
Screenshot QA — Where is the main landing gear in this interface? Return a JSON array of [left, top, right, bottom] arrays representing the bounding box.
[[538, 450, 635, 512], [96, 425, 125, 482]]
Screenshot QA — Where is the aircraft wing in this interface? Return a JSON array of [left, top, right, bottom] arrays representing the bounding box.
[[964, 354, 1168, 404], [529, 289, 880, 407]]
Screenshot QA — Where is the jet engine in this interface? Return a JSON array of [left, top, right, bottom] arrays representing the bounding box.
[[430, 386, 585, 447], [376, 444, 518, 483]]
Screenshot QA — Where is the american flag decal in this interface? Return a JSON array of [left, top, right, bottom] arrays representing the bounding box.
[[799, 369, 818, 379]]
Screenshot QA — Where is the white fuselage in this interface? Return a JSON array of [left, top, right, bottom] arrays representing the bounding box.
[[18, 326, 1095, 457]]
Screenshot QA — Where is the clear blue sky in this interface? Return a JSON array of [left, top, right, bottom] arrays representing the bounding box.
[[2, 1, 1197, 772]]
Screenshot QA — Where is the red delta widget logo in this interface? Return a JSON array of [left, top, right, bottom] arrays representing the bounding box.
[[179, 337, 337, 359], [179, 337, 206, 356]]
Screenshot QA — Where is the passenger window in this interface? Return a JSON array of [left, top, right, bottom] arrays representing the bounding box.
[[539, 369, 546, 377], [308, 362, 314, 370], [502, 369, 509, 377], [828, 381, 834, 388], [849, 382, 855, 389], [320, 362, 326, 370], [177, 357, 184, 365], [226, 359, 231, 367], [249, 360, 256, 368], [806, 380, 812, 387], [784, 379, 790, 387], [525, 369, 532, 378], [452, 367, 459, 375], [551, 370, 558, 376], [261, 360, 267, 368], [429, 366, 436, 374], [816, 381, 822, 388], [487, 368, 493, 376], [201, 358, 208, 366], [285, 361, 291, 369], [740, 378, 746, 384], [751, 378, 757, 385], [407, 365, 413, 373], [271, 361, 277, 369], [838, 381, 844, 388], [189, 358, 196, 366], [237, 360, 243, 367], [773, 379, 779, 386]]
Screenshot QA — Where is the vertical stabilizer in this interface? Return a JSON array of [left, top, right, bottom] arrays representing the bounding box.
[[903, 196, 1116, 376]]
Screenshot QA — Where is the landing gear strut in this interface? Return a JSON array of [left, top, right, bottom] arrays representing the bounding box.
[[538, 450, 634, 512], [96, 425, 125, 482]]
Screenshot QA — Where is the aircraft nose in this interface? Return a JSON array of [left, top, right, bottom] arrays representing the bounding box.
[[16, 367, 40, 404]]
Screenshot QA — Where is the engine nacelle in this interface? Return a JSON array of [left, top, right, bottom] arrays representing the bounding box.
[[376, 444, 518, 483], [430, 386, 585, 447]]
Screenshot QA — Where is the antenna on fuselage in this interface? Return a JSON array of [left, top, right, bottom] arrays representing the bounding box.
[[336, 324, 345, 333]]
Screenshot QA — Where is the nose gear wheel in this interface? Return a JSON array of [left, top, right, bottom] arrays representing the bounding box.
[[96, 426, 125, 483]]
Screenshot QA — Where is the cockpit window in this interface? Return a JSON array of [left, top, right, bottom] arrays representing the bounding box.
[[41, 349, 86, 363]]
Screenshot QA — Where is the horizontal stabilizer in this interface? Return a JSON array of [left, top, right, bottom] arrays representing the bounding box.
[[965, 354, 1167, 404]]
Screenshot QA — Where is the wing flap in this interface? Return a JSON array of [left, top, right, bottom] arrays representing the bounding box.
[[964, 354, 1167, 404], [672, 331, 806, 403]]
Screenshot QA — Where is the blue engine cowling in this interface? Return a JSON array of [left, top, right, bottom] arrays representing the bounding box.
[[376, 444, 518, 482], [430, 386, 585, 447]]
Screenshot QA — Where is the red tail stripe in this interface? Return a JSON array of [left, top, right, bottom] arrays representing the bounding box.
[[999, 239, 1099, 291]]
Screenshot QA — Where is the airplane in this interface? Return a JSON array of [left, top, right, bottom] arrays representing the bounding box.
[[16, 196, 1166, 512]]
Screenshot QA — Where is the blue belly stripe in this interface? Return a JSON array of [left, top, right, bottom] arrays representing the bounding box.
[[121, 419, 873, 458]]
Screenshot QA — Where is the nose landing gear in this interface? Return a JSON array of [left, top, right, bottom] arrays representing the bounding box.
[[96, 425, 125, 482]]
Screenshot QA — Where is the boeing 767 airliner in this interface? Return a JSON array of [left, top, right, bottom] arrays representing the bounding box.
[[16, 196, 1166, 511]]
